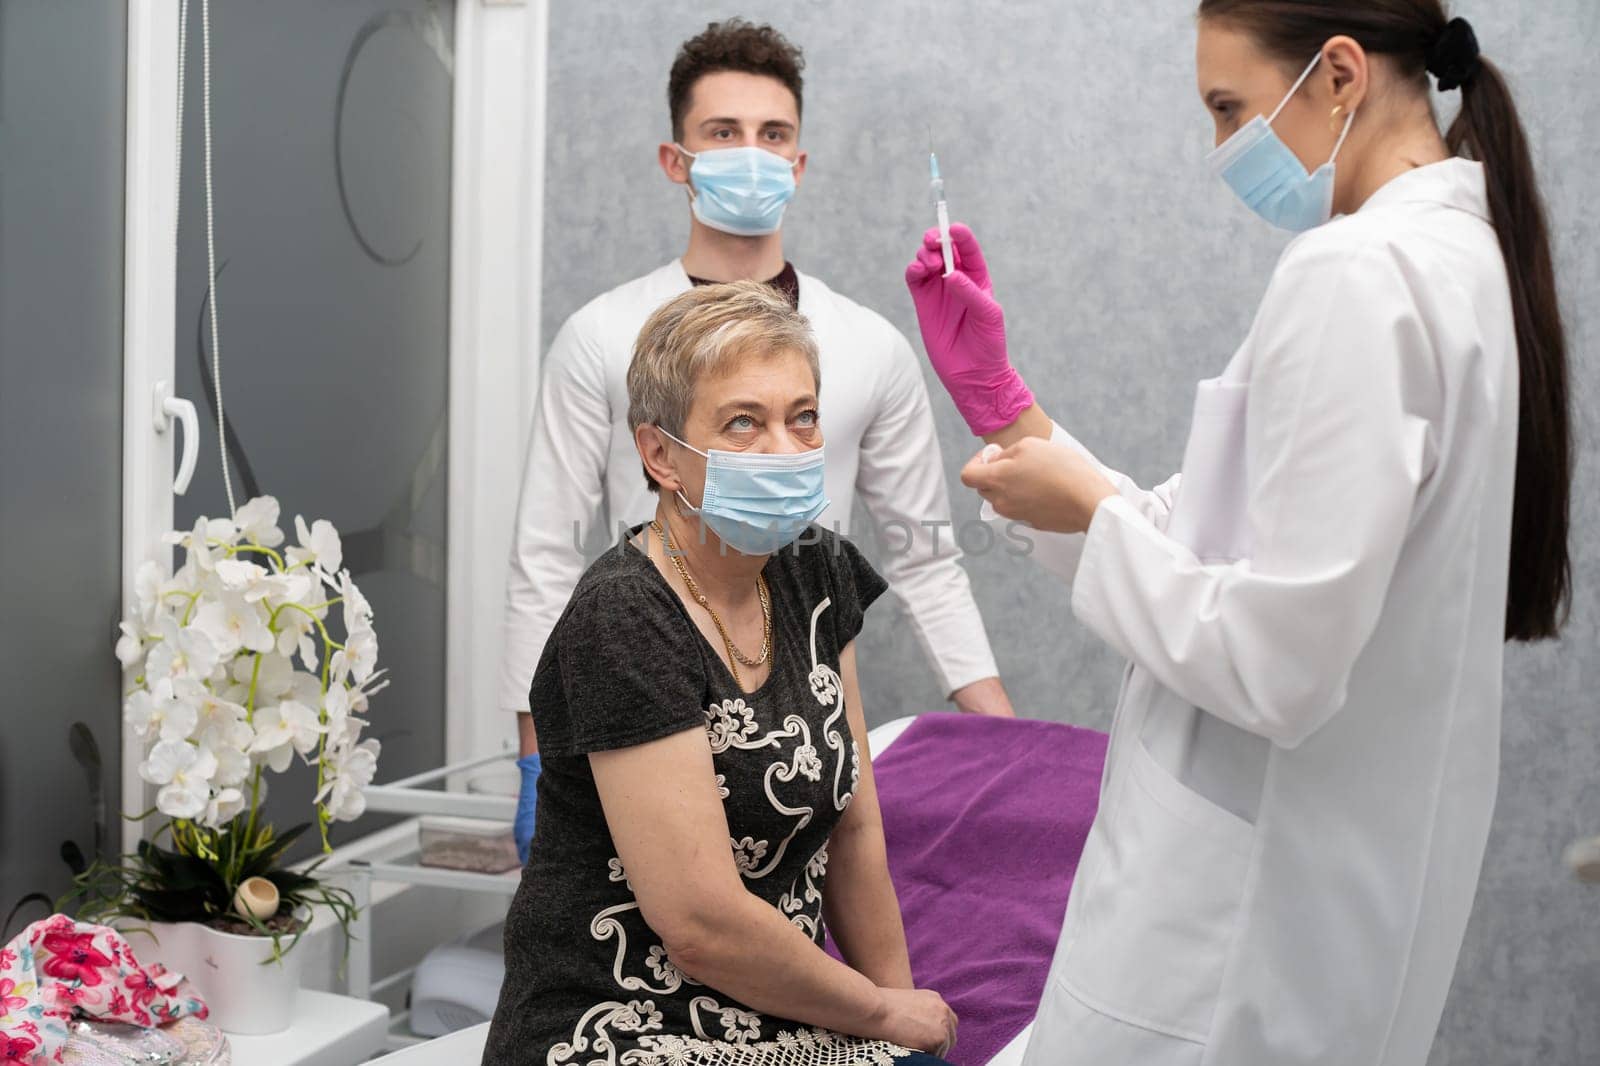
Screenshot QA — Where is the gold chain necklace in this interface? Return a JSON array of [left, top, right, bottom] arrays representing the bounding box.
[[651, 520, 772, 686]]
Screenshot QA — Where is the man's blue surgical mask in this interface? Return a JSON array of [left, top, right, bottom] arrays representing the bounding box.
[[658, 427, 829, 555], [676, 145, 798, 237], [1208, 53, 1357, 233]]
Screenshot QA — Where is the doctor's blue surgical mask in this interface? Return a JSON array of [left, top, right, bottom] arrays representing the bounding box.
[[1208, 52, 1357, 233], [657, 426, 829, 555], [676, 145, 798, 237]]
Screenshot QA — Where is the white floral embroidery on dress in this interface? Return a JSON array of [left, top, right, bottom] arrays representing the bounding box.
[[622, 1030, 912, 1066], [646, 946, 681, 986], [720, 1008, 762, 1044], [549, 999, 666, 1066], [805, 845, 828, 884], [778, 842, 829, 937], [731, 836, 770, 873], [803, 600, 855, 815], [705, 698, 760, 752], [793, 745, 822, 782], [593, 902, 686, 995], [806, 664, 838, 707], [688, 997, 762, 1046], [713, 773, 729, 799]]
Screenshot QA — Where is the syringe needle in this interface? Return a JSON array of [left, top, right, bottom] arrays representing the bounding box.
[[928, 130, 954, 277]]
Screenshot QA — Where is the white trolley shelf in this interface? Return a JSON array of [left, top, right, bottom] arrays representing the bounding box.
[[341, 749, 522, 1049]]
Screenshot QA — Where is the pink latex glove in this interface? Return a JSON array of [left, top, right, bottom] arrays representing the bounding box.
[[904, 222, 1035, 435]]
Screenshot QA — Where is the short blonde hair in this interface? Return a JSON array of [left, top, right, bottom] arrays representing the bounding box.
[[627, 281, 821, 492]]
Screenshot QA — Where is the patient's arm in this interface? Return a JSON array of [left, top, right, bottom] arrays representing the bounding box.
[[821, 643, 915, 989], [590, 727, 892, 1038]]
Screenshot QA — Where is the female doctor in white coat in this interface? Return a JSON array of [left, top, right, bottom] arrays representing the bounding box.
[[904, 2, 1572, 1064]]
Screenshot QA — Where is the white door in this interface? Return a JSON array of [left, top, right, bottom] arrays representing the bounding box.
[[120, 0, 546, 855]]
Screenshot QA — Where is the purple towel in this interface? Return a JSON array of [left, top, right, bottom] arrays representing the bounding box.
[[830, 713, 1108, 1065]]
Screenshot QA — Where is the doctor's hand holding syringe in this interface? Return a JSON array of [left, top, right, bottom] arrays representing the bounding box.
[[904, 222, 1116, 534]]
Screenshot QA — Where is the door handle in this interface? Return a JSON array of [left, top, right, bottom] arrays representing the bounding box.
[[153, 381, 199, 496]]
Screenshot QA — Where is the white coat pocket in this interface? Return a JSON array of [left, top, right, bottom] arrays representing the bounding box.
[[1055, 731, 1256, 1044], [1165, 379, 1252, 563]]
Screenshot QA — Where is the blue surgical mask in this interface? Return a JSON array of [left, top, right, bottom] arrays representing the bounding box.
[[658, 427, 829, 555], [1208, 53, 1357, 232], [676, 145, 798, 237]]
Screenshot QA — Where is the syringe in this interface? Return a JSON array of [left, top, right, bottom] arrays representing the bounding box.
[[929, 136, 954, 277]]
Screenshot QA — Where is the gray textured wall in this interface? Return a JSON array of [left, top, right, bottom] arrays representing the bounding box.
[[539, 2, 1599, 1062]]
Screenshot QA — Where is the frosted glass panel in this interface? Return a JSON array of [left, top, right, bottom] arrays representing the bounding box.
[[173, 0, 455, 856], [0, 0, 127, 937]]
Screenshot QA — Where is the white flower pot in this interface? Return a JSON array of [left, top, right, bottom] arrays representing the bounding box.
[[132, 916, 305, 1035]]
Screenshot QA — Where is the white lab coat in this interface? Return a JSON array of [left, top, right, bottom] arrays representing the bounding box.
[[499, 260, 997, 712], [1013, 160, 1515, 1065]]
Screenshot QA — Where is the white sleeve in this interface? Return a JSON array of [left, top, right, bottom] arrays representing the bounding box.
[[1068, 244, 1435, 748], [853, 328, 998, 696], [497, 315, 614, 712], [986, 423, 1181, 583]]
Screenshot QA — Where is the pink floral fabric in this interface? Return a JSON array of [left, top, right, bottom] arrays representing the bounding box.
[[0, 916, 208, 1065]]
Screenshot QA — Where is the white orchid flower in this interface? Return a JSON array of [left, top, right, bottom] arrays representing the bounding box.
[[249, 699, 324, 772], [267, 575, 320, 662], [322, 683, 350, 735], [343, 624, 379, 684], [141, 740, 218, 821], [191, 593, 274, 658], [233, 650, 289, 700], [203, 735, 252, 788], [175, 680, 250, 783], [123, 507, 384, 834], [348, 669, 390, 714], [200, 517, 240, 546], [337, 736, 380, 785], [161, 516, 218, 575], [124, 678, 197, 742], [202, 787, 246, 828], [214, 559, 268, 594], [338, 570, 373, 625], [176, 677, 247, 727], [295, 632, 320, 672], [325, 709, 369, 751], [145, 615, 221, 684], [134, 560, 166, 624], [291, 670, 324, 708], [317, 737, 380, 822], [233, 496, 285, 547], [288, 515, 343, 576], [253, 568, 312, 608], [319, 776, 366, 821], [116, 620, 147, 668]]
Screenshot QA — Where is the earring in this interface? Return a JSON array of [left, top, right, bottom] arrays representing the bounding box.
[[1330, 105, 1345, 133]]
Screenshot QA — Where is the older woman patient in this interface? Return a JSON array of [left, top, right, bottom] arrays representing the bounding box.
[[483, 282, 958, 1066]]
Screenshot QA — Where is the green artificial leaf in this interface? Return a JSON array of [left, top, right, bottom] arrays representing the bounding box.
[[132, 888, 212, 923], [160, 853, 228, 897], [242, 822, 311, 878], [263, 869, 318, 898]]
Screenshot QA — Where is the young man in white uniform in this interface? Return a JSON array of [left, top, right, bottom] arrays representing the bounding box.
[[501, 20, 1013, 855]]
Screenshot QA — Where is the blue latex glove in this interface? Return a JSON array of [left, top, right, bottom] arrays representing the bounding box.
[[514, 752, 542, 863]]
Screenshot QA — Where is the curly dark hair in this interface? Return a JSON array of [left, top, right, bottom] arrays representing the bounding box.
[[668, 18, 805, 141]]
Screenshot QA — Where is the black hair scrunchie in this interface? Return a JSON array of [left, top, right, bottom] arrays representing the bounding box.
[[1427, 17, 1481, 92]]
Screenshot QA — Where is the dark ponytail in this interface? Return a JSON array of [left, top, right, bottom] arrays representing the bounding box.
[[1197, 0, 1572, 641], [1446, 56, 1572, 640]]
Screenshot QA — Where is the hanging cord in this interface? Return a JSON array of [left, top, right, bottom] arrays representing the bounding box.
[[176, 0, 235, 516], [175, 1, 187, 227], [200, 0, 234, 516]]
